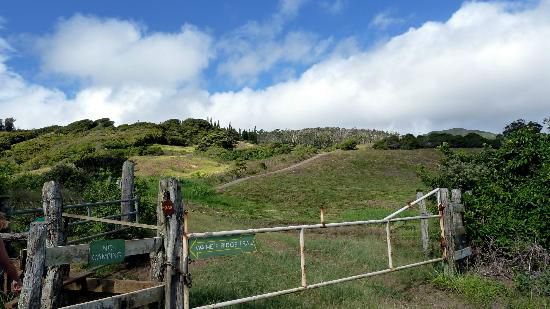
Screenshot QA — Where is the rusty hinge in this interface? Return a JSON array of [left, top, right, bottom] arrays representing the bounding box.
[[183, 272, 192, 287], [439, 237, 447, 249]]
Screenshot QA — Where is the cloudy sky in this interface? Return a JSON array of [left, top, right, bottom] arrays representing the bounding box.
[[1, 0, 549, 133]]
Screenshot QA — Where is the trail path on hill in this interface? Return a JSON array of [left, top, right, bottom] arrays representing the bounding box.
[[216, 152, 331, 192]]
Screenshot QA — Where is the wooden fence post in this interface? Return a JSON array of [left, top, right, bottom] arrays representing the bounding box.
[[417, 192, 430, 255], [440, 188, 457, 274], [451, 189, 471, 264], [150, 178, 185, 309], [18, 222, 46, 309], [121, 160, 135, 222], [41, 181, 68, 309]]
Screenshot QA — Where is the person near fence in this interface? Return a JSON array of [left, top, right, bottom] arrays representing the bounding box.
[[0, 213, 22, 292]]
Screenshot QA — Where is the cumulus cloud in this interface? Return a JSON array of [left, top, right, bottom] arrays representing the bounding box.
[[217, 31, 332, 85], [216, 0, 332, 86], [2, 1, 550, 134], [199, 1, 550, 133], [321, 0, 346, 14], [38, 15, 213, 87], [369, 11, 405, 30]]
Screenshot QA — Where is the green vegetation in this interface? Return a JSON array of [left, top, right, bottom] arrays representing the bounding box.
[[421, 119, 550, 249], [257, 127, 391, 148], [2, 117, 549, 307], [429, 128, 497, 140], [373, 132, 501, 150], [336, 138, 358, 150]]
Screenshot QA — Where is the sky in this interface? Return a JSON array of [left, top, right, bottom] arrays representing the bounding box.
[[0, 0, 549, 133]]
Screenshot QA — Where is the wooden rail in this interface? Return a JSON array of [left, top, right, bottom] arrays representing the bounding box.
[[62, 213, 157, 230], [45, 237, 163, 266], [60, 284, 165, 309]]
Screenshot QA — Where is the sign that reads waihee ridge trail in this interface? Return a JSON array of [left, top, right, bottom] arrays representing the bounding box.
[[190, 234, 256, 259], [89, 239, 125, 266]]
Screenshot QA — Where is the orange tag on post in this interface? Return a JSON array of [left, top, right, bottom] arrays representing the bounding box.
[[162, 200, 175, 217]]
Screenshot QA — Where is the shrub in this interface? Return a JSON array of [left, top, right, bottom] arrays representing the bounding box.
[[197, 131, 237, 151], [336, 138, 358, 150], [420, 120, 550, 249]]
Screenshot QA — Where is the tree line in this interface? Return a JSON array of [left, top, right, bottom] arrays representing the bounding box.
[[0, 118, 16, 131], [256, 127, 391, 149], [373, 132, 501, 150]]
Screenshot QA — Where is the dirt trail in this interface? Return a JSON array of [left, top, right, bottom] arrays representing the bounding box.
[[216, 152, 331, 191]]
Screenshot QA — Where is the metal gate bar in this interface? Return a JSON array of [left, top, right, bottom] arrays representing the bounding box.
[[188, 189, 444, 309], [194, 258, 444, 309]]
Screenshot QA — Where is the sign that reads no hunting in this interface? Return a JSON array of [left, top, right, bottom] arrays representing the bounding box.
[[89, 239, 125, 266]]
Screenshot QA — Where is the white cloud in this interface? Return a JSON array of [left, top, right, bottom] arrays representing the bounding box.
[[370, 11, 404, 30], [321, 0, 346, 14], [38, 15, 213, 87], [2, 1, 550, 135], [279, 0, 309, 18], [198, 1, 550, 133], [216, 0, 330, 86], [217, 31, 332, 85]]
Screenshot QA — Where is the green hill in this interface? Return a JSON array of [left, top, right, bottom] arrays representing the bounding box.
[[429, 128, 498, 139]]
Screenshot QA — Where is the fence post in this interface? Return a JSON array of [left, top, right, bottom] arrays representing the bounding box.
[[417, 192, 430, 255], [151, 178, 185, 309], [18, 222, 46, 309], [440, 188, 456, 274], [41, 181, 68, 309], [121, 160, 135, 222]]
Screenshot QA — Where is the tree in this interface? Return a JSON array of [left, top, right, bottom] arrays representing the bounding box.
[[400, 134, 419, 149], [503, 119, 542, 136], [4, 118, 15, 131], [420, 120, 550, 249], [0, 119, 4, 131]]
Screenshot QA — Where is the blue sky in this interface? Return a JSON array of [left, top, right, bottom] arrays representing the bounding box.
[[0, 0, 549, 132]]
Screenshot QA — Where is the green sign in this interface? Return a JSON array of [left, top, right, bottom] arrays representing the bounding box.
[[89, 239, 125, 266], [190, 234, 256, 259]]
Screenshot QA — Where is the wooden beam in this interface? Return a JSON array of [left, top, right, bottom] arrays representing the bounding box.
[[64, 278, 160, 294], [18, 222, 47, 309], [62, 213, 157, 230], [42, 181, 67, 309], [417, 192, 430, 255], [62, 266, 105, 286], [46, 237, 162, 266], [121, 160, 135, 222], [441, 189, 457, 274], [0, 232, 28, 241], [59, 284, 164, 309]]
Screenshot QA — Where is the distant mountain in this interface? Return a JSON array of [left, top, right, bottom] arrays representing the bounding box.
[[429, 128, 498, 140]]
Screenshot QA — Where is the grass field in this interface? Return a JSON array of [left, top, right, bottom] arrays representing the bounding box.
[[161, 147, 547, 308], [131, 145, 229, 178]]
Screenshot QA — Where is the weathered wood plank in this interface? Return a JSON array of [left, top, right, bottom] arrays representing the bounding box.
[[64, 278, 159, 294], [18, 222, 46, 309], [159, 178, 185, 309], [0, 232, 28, 241], [454, 247, 472, 261], [417, 192, 430, 254], [453, 203, 465, 213], [59, 284, 165, 309], [62, 213, 157, 230], [42, 181, 68, 309], [121, 160, 135, 222], [441, 189, 457, 274], [46, 237, 162, 266]]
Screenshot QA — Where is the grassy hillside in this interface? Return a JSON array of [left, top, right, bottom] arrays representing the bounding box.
[[429, 128, 497, 139], [176, 147, 546, 308]]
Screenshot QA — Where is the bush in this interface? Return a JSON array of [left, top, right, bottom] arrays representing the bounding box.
[[336, 138, 358, 150], [420, 120, 550, 249], [197, 131, 237, 151]]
